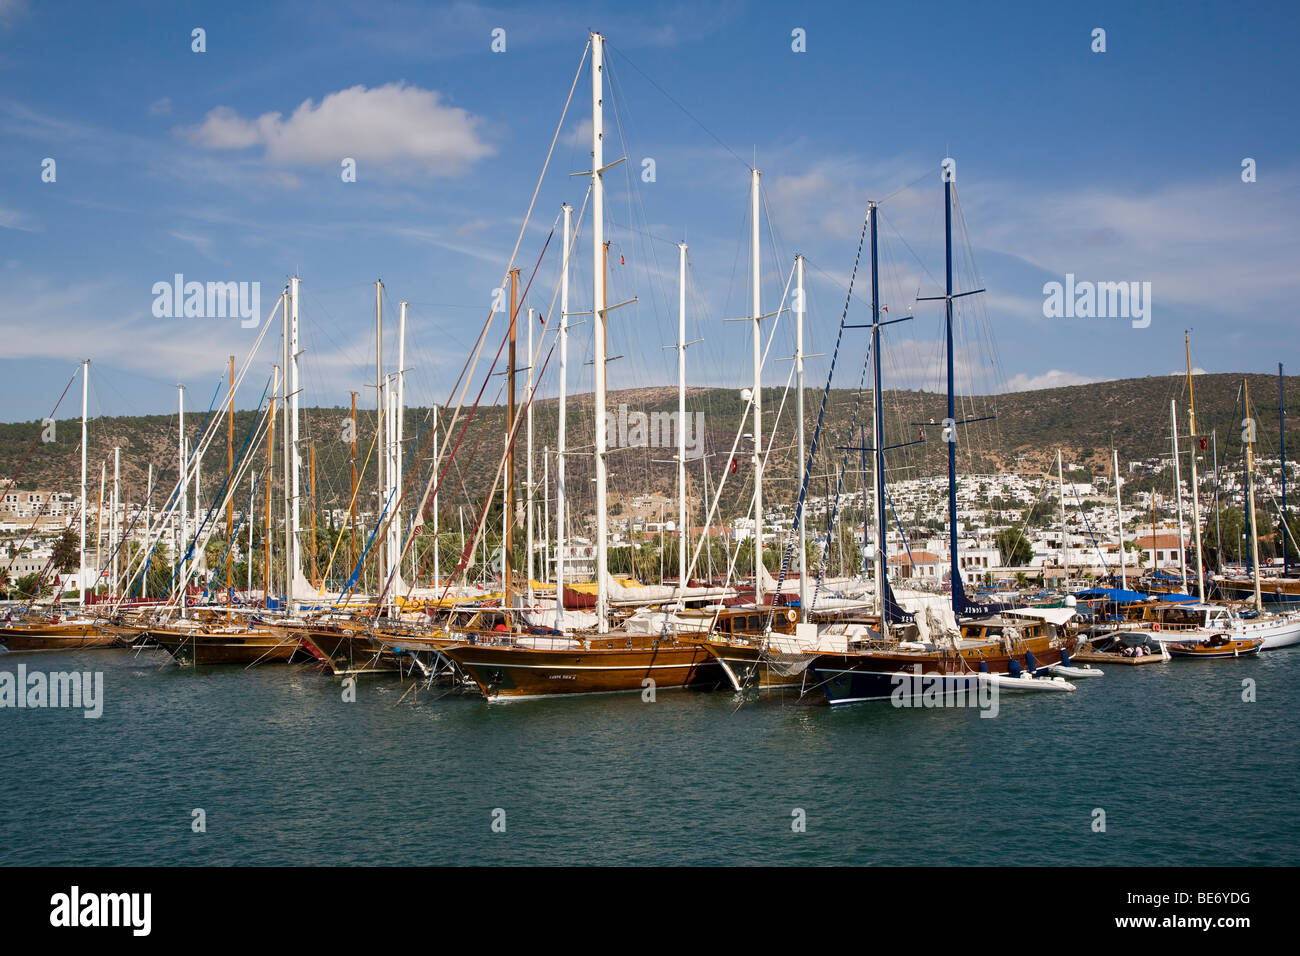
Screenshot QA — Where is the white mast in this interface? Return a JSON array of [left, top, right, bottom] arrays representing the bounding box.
[[750, 167, 764, 604], [375, 279, 385, 590], [288, 275, 310, 603], [526, 306, 536, 603], [1058, 449, 1067, 590], [79, 360, 88, 609], [432, 403, 440, 593], [177, 385, 187, 617], [542, 445, 550, 585], [1185, 333, 1206, 602], [677, 241, 688, 596], [1171, 398, 1187, 592], [389, 300, 407, 600], [555, 202, 571, 630], [110, 446, 120, 596], [592, 31, 609, 633], [1114, 448, 1126, 589], [795, 254, 808, 620]]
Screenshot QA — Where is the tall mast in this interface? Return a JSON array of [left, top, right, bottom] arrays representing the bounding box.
[[504, 268, 519, 613], [96, 462, 105, 598], [389, 300, 407, 600], [526, 306, 536, 603], [280, 287, 291, 603], [944, 172, 960, 611], [1212, 429, 1222, 573], [676, 241, 688, 596], [591, 31, 609, 633], [349, 391, 358, 576], [247, 469, 255, 597], [110, 446, 119, 598], [79, 360, 88, 608], [375, 279, 385, 586], [1171, 399, 1187, 592], [1245, 380, 1263, 611], [1185, 332, 1205, 601], [177, 385, 186, 617], [750, 167, 764, 603], [555, 203, 571, 629], [1113, 448, 1126, 589], [869, 201, 888, 638], [1058, 449, 1067, 589], [542, 446, 549, 585], [227, 354, 235, 614], [795, 254, 808, 621], [432, 402, 441, 593], [1281, 363, 1289, 572], [289, 276, 306, 603], [264, 366, 277, 607], [309, 443, 319, 587]]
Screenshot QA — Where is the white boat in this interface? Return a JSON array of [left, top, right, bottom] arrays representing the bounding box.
[[979, 672, 1076, 693]]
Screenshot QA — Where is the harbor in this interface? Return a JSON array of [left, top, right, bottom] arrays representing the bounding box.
[[1, 3, 1296, 897]]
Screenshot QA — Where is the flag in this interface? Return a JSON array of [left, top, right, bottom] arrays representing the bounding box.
[[882, 305, 888, 312], [619, 254, 625, 265], [1199, 437, 1208, 451], [729, 457, 738, 474]]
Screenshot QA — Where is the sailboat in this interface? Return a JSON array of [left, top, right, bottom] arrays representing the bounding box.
[[805, 166, 1073, 705]]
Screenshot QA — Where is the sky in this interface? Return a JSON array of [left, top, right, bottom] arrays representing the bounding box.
[[2, 0, 1299, 424]]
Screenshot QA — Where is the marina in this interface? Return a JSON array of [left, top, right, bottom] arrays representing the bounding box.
[[1, 3, 1296, 891]]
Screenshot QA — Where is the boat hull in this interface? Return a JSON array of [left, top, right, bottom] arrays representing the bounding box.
[[153, 629, 306, 666], [441, 639, 722, 700], [0, 622, 118, 651]]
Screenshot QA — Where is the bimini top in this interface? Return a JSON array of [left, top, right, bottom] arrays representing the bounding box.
[[1073, 588, 1150, 603]]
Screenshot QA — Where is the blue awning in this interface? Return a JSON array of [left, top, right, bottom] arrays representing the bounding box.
[[1073, 587, 1150, 603]]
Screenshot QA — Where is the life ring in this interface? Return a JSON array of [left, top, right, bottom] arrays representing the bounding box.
[[786, 609, 797, 623], [1153, 623, 1161, 631]]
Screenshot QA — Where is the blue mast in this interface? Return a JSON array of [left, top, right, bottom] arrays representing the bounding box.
[[918, 161, 987, 618], [870, 201, 889, 629]]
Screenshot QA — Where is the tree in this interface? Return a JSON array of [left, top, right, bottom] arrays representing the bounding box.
[[52, 524, 79, 572], [995, 527, 1033, 566]]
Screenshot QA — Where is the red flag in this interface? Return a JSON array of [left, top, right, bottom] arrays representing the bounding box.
[[882, 305, 888, 312], [619, 254, 625, 265], [1199, 437, 1208, 451], [729, 458, 738, 474]]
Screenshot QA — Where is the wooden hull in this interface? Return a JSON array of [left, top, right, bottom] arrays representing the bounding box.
[[1073, 648, 1167, 665], [153, 628, 306, 666], [440, 638, 723, 700], [0, 621, 118, 651], [700, 640, 809, 692], [1168, 639, 1262, 659]]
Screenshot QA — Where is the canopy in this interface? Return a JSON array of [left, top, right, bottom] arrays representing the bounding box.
[[1073, 588, 1150, 603]]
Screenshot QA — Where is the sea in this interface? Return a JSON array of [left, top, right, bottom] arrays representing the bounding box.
[[2, 645, 1296, 866]]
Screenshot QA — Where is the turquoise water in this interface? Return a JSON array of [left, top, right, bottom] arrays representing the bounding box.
[[2, 646, 1296, 866]]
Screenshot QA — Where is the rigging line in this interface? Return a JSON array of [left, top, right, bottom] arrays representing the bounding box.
[[604, 40, 752, 172], [773, 204, 872, 607]]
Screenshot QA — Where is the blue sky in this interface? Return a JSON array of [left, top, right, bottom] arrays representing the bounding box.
[[2, 0, 1298, 423]]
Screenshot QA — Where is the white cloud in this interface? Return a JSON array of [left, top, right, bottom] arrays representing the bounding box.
[[185, 83, 493, 175], [149, 97, 173, 117], [998, 369, 1106, 392]]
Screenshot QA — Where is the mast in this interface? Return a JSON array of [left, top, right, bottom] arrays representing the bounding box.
[[387, 300, 407, 601], [309, 443, 319, 586], [1245, 379, 1263, 611], [750, 167, 764, 603], [110, 446, 119, 598], [796, 254, 808, 621], [433, 402, 441, 593], [1185, 332, 1205, 601], [375, 279, 385, 586], [1058, 449, 1067, 589], [95, 462, 105, 598], [944, 172, 960, 611], [542, 446, 549, 585], [247, 469, 255, 598], [1281, 363, 1289, 572], [143, 463, 152, 599], [177, 385, 186, 617], [555, 203, 571, 629], [349, 391, 358, 576], [79, 360, 88, 608], [526, 306, 535, 603], [1113, 448, 1126, 589], [288, 275, 307, 604], [677, 241, 688, 597], [280, 288, 291, 604], [869, 201, 888, 638], [227, 354, 234, 614], [264, 366, 277, 607], [1171, 399, 1187, 592], [504, 267, 519, 613], [591, 31, 609, 633], [1212, 429, 1222, 572]]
